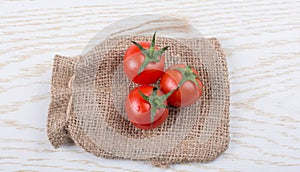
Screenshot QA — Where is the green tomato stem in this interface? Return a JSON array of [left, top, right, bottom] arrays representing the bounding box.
[[138, 87, 174, 123], [131, 32, 169, 75], [174, 65, 203, 91]]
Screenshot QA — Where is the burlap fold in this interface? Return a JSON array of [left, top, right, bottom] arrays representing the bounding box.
[[47, 36, 230, 167]]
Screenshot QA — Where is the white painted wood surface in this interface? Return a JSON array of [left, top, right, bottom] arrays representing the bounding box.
[[1, 0, 300, 171]]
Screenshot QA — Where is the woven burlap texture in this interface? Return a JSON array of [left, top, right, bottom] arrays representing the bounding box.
[[47, 36, 230, 167]]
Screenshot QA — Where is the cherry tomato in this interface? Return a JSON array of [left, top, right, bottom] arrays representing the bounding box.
[[123, 32, 169, 84], [160, 64, 203, 107], [125, 85, 169, 130]]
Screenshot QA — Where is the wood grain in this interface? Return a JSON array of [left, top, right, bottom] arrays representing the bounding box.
[[1, 0, 300, 171]]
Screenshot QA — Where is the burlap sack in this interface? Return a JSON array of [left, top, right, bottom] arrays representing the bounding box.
[[47, 35, 230, 167]]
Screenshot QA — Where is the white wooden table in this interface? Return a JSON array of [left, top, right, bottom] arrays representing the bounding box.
[[1, 0, 300, 171]]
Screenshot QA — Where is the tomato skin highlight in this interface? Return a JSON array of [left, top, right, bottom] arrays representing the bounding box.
[[125, 85, 168, 130], [160, 64, 203, 107], [123, 42, 165, 84]]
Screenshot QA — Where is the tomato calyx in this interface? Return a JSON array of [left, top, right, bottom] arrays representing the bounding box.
[[131, 31, 169, 75], [175, 65, 203, 90], [138, 87, 173, 123]]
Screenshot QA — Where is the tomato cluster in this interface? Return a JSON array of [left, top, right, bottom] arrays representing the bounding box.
[[124, 32, 203, 130]]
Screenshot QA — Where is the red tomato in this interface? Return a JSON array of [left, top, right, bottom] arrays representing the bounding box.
[[123, 32, 169, 84], [124, 42, 165, 84], [160, 64, 203, 107], [125, 85, 169, 130]]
